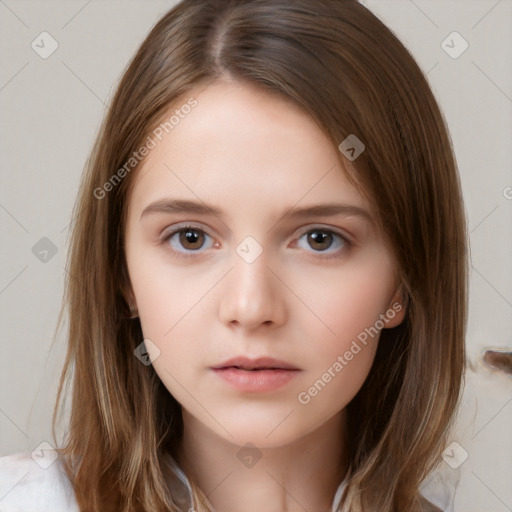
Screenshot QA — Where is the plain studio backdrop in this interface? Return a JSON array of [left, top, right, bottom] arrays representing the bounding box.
[[0, 1, 511, 511]]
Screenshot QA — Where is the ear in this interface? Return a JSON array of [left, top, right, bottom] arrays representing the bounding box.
[[119, 264, 137, 309], [384, 284, 407, 328]]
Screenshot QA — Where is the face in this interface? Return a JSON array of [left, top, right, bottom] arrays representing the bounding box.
[[124, 80, 405, 448]]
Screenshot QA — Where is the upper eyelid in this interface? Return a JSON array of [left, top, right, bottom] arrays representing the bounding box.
[[160, 222, 211, 238]]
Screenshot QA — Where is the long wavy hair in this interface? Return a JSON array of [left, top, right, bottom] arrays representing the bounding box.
[[52, 0, 468, 510]]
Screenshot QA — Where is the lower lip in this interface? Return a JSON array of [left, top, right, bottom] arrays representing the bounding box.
[[211, 367, 300, 392]]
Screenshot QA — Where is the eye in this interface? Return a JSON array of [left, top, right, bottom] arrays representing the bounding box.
[[160, 224, 215, 256], [295, 228, 350, 259], [159, 224, 351, 260]]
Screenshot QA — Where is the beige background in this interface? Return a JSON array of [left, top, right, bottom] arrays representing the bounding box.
[[0, 1, 511, 510]]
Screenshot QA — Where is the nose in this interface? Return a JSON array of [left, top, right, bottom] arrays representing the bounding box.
[[218, 246, 287, 332]]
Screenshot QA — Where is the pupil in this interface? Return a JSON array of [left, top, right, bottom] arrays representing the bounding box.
[[309, 231, 332, 250], [180, 229, 203, 250]]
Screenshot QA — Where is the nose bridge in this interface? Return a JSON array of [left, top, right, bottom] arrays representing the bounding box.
[[218, 236, 285, 328]]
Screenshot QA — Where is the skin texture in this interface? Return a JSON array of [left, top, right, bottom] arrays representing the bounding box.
[[124, 80, 405, 512]]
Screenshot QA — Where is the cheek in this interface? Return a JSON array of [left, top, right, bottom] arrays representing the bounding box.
[[291, 255, 394, 407], [128, 263, 214, 395], [295, 252, 395, 350], [140, 303, 206, 410], [128, 251, 217, 339], [136, 285, 208, 396], [324, 277, 389, 349]]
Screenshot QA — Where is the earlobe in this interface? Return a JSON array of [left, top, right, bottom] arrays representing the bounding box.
[[385, 286, 407, 328], [119, 268, 138, 316], [123, 290, 139, 319], [120, 281, 135, 306]]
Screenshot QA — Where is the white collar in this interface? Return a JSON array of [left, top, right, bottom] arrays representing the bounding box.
[[331, 479, 346, 511]]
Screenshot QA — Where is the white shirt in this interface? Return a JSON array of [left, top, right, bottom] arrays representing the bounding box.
[[0, 453, 78, 512], [0, 452, 457, 511]]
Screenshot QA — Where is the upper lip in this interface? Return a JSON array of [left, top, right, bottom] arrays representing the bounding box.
[[211, 356, 301, 371]]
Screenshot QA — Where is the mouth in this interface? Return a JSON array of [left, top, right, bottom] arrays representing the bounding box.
[[221, 366, 291, 371], [211, 356, 301, 372], [210, 360, 301, 393]]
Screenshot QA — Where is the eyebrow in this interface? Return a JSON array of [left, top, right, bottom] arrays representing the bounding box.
[[139, 198, 373, 223]]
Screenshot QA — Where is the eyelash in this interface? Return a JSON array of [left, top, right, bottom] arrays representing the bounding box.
[[159, 223, 352, 261]]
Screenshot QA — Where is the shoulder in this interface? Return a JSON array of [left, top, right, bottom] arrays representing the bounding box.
[[419, 461, 460, 512], [0, 452, 78, 512]]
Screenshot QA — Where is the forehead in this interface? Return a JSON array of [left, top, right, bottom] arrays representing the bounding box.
[[128, 80, 369, 219]]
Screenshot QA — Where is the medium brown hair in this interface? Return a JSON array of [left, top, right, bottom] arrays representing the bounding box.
[[53, 0, 468, 510]]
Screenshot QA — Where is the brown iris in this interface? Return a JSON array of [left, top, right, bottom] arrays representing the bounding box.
[[307, 230, 333, 251], [179, 228, 205, 250]]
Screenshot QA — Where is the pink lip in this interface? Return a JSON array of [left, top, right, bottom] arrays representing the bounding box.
[[210, 356, 301, 393], [211, 367, 300, 392], [211, 356, 300, 371]]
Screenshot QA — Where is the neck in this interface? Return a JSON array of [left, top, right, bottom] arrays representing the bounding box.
[[176, 410, 348, 512]]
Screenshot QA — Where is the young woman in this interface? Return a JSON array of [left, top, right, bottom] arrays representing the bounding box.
[[0, 1, 468, 510]]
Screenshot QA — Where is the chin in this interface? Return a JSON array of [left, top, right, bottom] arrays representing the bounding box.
[[210, 411, 317, 450]]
